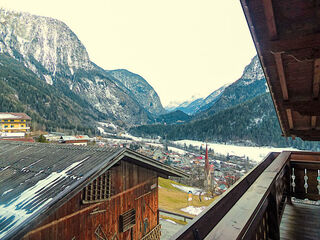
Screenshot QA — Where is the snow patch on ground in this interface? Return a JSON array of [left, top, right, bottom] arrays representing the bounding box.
[[97, 127, 106, 135], [163, 219, 177, 224], [43, 75, 53, 85], [180, 206, 206, 216], [98, 122, 117, 130], [171, 184, 202, 195], [121, 133, 142, 141]]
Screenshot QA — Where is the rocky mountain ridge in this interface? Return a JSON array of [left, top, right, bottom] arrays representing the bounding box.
[[195, 55, 267, 119], [0, 9, 164, 126], [106, 69, 165, 116]]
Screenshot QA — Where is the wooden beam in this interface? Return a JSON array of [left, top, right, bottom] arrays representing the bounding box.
[[274, 52, 289, 100], [300, 136, 320, 141], [289, 129, 320, 137], [270, 33, 320, 53], [262, 0, 277, 40], [313, 59, 320, 98], [311, 116, 317, 129], [282, 100, 320, 116], [286, 109, 294, 129]]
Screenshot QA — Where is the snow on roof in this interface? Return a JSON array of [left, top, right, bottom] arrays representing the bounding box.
[[61, 135, 90, 141], [0, 159, 84, 239], [0, 113, 31, 120]]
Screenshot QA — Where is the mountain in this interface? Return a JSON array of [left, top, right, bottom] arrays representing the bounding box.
[[129, 55, 319, 150], [0, 9, 157, 127], [106, 69, 165, 116], [130, 93, 318, 150], [165, 55, 264, 117], [195, 55, 267, 119], [155, 110, 191, 125], [166, 85, 227, 115], [0, 53, 100, 132], [195, 84, 227, 113], [171, 98, 204, 115]]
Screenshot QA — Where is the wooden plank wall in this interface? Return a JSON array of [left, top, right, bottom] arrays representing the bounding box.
[[22, 161, 159, 240]]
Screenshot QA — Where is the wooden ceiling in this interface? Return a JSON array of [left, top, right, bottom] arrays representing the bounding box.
[[241, 0, 320, 141]]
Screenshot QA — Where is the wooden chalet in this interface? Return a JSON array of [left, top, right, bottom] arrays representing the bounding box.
[[0, 141, 187, 240], [172, 1, 320, 239]]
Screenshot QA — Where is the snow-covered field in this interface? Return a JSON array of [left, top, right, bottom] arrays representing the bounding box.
[[100, 132, 298, 163], [174, 140, 297, 163], [171, 184, 202, 195], [180, 206, 206, 215]]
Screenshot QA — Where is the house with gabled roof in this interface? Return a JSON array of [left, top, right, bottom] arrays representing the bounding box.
[[0, 141, 187, 240]]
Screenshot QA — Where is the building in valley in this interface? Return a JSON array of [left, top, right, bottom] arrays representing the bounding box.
[[59, 135, 90, 146], [0, 141, 186, 240], [0, 112, 31, 138]]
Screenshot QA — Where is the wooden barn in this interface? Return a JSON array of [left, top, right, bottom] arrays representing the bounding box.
[[0, 141, 186, 240]]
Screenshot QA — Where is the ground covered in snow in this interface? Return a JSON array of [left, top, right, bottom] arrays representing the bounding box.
[[174, 139, 297, 162], [180, 206, 207, 216], [171, 184, 202, 195]]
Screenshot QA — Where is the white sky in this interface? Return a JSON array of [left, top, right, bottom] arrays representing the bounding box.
[[0, 0, 257, 107]]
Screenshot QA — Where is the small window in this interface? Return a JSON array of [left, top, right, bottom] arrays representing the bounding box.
[[21, 125, 24, 127], [119, 209, 136, 232], [10, 125, 14, 128], [82, 171, 111, 203]]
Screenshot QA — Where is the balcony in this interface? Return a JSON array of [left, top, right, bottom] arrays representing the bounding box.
[[0, 127, 30, 131], [173, 151, 320, 239]]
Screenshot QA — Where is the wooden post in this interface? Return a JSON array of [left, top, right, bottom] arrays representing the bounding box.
[[268, 186, 280, 240]]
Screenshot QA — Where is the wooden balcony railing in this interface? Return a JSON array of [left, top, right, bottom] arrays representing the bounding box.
[[172, 151, 320, 240], [140, 224, 161, 240]]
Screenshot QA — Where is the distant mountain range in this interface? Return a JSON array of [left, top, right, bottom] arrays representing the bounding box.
[[167, 84, 227, 115], [130, 56, 319, 150]]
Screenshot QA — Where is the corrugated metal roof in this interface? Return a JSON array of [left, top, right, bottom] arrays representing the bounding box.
[[60, 135, 90, 141], [0, 141, 186, 239]]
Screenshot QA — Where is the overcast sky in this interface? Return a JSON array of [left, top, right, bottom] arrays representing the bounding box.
[[0, 0, 257, 107]]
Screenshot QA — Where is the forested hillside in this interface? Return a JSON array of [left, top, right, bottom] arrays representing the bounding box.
[[0, 54, 100, 133], [130, 93, 320, 150]]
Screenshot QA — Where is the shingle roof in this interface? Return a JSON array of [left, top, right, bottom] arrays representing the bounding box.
[[0, 113, 31, 120], [0, 141, 186, 240]]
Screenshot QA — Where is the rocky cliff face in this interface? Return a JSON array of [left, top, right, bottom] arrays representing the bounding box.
[[107, 69, 166, 116], [0, 9, 93, 77], [0, 9, 156, 126]]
